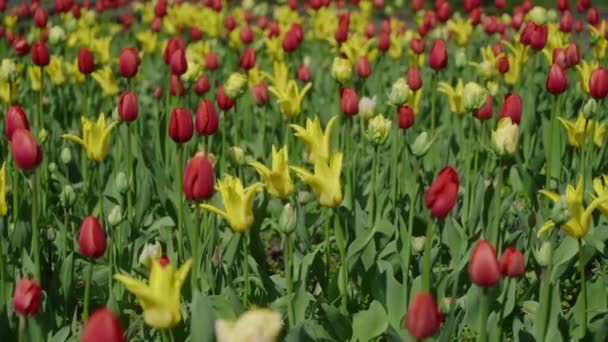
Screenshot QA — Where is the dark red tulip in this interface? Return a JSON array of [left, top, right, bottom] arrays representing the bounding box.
[[290, 23, 304, 43], [194, 74, 210, 96], [546, 63, 568, 95], [404, 293, 442, 340], [429, 39, 448, 70], [183, 153, 215, 201], [552, 48, 568, 69], [195, 99, 219, 135], [13, 37, 30, 56], [474, 94, 493, 120], [494, 0, 505, 10], [251, 82, 269, 105], [411, 0, 424, 12], [31, 41, 49, 67], [436, 1, 451, 22], [153, 86, 163, 100], [340, 88, 359, 116], [522, 22, 548, 50], [224, 15, 236, 31], [335, 13, 350, 43], [511, 11, 524, 30], [267, 21, 280, 38], [169, 108, 194, 143], [154, 0, 166, 17], [464, 0, 480, 13], [468, 240, 500, 287], [169, 74, 185, 97], [288, 0, 298, 10], [409, 38, 425, 54], [378, 31, 390, 52], [33, 7, 47, 28], [577, 0, 591, 13], [13, 278, 42, 316], [407, 67, 422, 91], [558, 0, 569, 12], [398, 105, 415, 129], [589, 67, 608, 99], [118, 47, 140, 78], [240, 47, 256, 70], [169, 48, 187, 75], [587, 7, 599, 25], [240, 25, 254, 44], [10, 129, 42, 171], [560, 10, 573, 32], [282, 29, 299, 52], [216, 85, 235, 110], [497, 56, 509, 74], [204, 51, 219, 70], [82, 307, 125, 342], [565, 42, 580, 66], [499, 247, 525, 278], [78, 216, 106, 258], [425, 166, 459, 219], [151, 16, 162, 32], [574, 20, 583, 32], [499, 93, 523, 124], [298, 64, 311, 82], [163, 37, 185, 65], [118, 91, 138, 122], [5, 106, 29, 141], [78, 48, 95, 74], [190, 26, 202, 41], [119, 13, 133, 30], [364, 23, 375, 39], [356, 56, 371, 78], [470, 7, 483, 26]]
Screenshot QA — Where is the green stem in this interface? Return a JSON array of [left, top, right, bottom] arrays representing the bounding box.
[[12, 161, 19, 226], [537, 239, 554, 341], [177, 145, 184, 258], [496, 278, 513, 341], [82, 261, 93, 321], [578, 239, 587, 335], [32, 172, 41, 283], [324, 207, 331, 286], [430, 74, 437, 136], [368, 145, 379, 228], [18, 315, 26, 342], [422, 218, 435, 292], [221, 111, 227, 175], [403, 188, 417, 306], [286, 233, 295, 326], [345, 117, 353, 209], [160, 329, 171, 342], [490, 163, 503, 247], [191, 213, 201, 291], [61, 207, 68, 261], [334, 211, 348, 313], [390, 127, 399, 212], [242, 232, 250, 306], [38, 66, 43, 131], [479, 288, 489, 342], [0, 217, 5, 307], [126, 124, 133, 224], [546, 95, 558, 189]]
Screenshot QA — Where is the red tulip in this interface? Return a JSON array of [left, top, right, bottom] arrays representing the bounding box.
[[436, 1, 451, 22], [195, 99, 219, 135], [12, 36, 30, 56], [468, 240, 500, 287], [183, 153, 215, 201], [560, 10, 573, 32], [589, 67, 608, 100], [169, 74, 185, 97], [587, 7, 599, 25], [118, 91, 138, 122], [499, 93, 523, 124], [356, 56, 371, 78], [577, 0, 591, 13], [425, 166, 459, 219], [335, 13, 350, 43], [224, 15, 236, 31], [216, 85, 235, 110], [194, 74, 210, 96], [463, 0, 480, 12], [118, 47, 140, 78], [82, 307, 125, 342], [494, 0, 505, 9], [190, 26, 202, 41], [267, 21, 280, 38], [153, 86, 163, 100], [78, 48, 95, 74], [552, 48, 568, 69], [378, 31, 390, 51], [546, 63, 568, 95], [511, 11, 524, 30], [409, 38, 425, 54], [151, 16, 162, 32], [404, 293, 442, 340], [154, 0, 166, 17], [33, 7, 47, 28], [574, 19, 583, 32], [470, 7, 483, 26], [521, 22, 547, 50], [364, 22, 375, 38], [78, 216, 106, 258], [163, 37, 185, 65], [205, 51, 219, 70], [169, 108, 194, 143], [499, 247, 525, 278], [340, 88, 359, 116], [282, 29, 299, 52], [429, 38, 448, 70], [497, 56, 509, 74], [251, 82, 269, 105], [558, 0, 569, 12], [5, 105, 29, 141], [240, 47, 256, 70], [13, 278, 42, 316], [10, 129, 42, 171], [240, 25, 254, 44], [411, 0, 424, 12], [407, 67, 422, 91], [398, 105, 415, 129], [474, 94, 493, 120], [297, 64, 311, 82], [565, 42, 580, 66]]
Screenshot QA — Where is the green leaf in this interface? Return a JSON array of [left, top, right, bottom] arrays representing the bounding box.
[[191, 291, 215, 342], [351, 301, 388, 342]]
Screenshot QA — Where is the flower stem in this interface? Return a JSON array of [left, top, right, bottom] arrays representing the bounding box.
[[177, 145, 184, 258], [286, 232, 295, 326], [368, 145, 379, 228], [345, 117, 353, 209], [479, 288, 490, 342], [221, 111, 227, 175], [334, 211, 348, 313], [546, 95, 559, 188], [0, 217, 5, 307], [126, 123, 133, 225], [490, 163, 504, 248], [38, 66, 43, 131], [32, 171, 41, 283], [18, 315, 26, 342], [191, 213, 201, 291], [324, 207, 331, 286], [537, 239, 554, 341], [242, 232, 250, 306], [430, 73, 437, 136], [82, 261, 93, 322], [578, 239, 587, 335], [422, 218, 435, 292], [496, 278, 513, 341], [12, 160, 19, 226]]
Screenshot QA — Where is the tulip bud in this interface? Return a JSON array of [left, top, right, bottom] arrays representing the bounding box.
[[429, 38, 448, 70], [492, 118, 519, 156], [335, 13, 350, 43], [153, 86, 163, 99], [331, 57, 353, 84], [367, 114, 391, 145], [589, 67, 608, 100], [169, 48, 187, 76], [560, 10, 573, 32], [216, 85, 235, 110], [194, 74, 210, 96], [82, 307, 125, 342], [297, 64, 311, 82], [10, 128, 42, 171], [552, 48, 567, 69], [535, 241, 552, 267], [117, 91, 138, 122], [169, 108, 194, 143], [499, 247, 525, 278], [468, 240, 500, 287], [31, 41, 50, 67], [60, 147, 72, 165], [412, 236, 426, 253], [190, 26, 202, 41], [224, 15, 236, 31], [107, 205, 122, 227], [282, 29, 299, 52], [78, 215, 106, 258], [0, 58, 18, 82], [496, 56, 509, 74], [388, 78, 410, 105], [359, 96, 377, 121], [409, 38, 425, 54], [340, 87, 359, 116], [472, 93, 493, 121], [13, 278, 42, 316], [163, 37, 185, 65], [183, 153, 215, 201], [115, 171, 129, 194], [582, 98, 598, 118], [60, 184, 75, 207], [546, 63, 568, 95], [529, 6, 548, 25], [4, 105, 29, 141], [587, 7, 598, 25], [139, 240, 162, 268], [574, 20, 583, 32], [240, 47, 256, 70], [118, 47, 140, 78], [463, 82, 487, 112], [170, 74, 185, 97], [398, 105, 415, 129], [77, 48, 95, 75], [406, 67, 422, 91], [48, 26, 65, 45], [196, 99, 219, 135], [279, 203, 297, 234], [13, 37, 30, 57], [550, 194, 571, 225], [412, 132, 433, 156], [356, 56, 372, 78], [33, 7, 47, 28], [229, 146, 245, 165], [565, 42, 579, 66], [224, 73, 247, 99], [251, 82, 269, 105], [498, 92, 522, 124], [403, 293, 442, 340], [425, 166, 459, 219]]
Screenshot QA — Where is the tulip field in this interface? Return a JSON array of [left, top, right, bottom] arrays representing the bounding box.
[[2, 0, 608, 341]]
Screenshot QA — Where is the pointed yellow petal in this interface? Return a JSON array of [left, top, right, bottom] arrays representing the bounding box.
[[539, 190, 560, 203], [62, 134, 85, 146], [199, 204, 228, 220], [537, 220, 556, 237]]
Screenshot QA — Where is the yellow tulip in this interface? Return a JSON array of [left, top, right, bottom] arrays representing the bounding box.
[[62, 114, 118, 161], [91, 36, 112, 65], [136, 30, 158, 54], [249, 146, 294, 200], [0, 80, 18, 105], [388, 32, 403, 60], [216, 308, 283, 342], [469, 46, 500, 80], [65, 59, 85, 84], [291, 115, 338, 164], [46, 56, 67, 86], [438, 79, 466, 114], [407, 89, 423, 114], [539, 178, 608, 239], [91, 67, 120, 97], [340, 34, 378, 64], [558, 115, 606, 148], [264, 36, 285, 62], [575, 60, 599, 95], [308, 7, 337, 40], [492, 118, 520, 155], [263, 61, 289, 91], [114, 256, 192, 329], [0, 163, 6, 216], [447, 19, 473, 47], [199, 176, 263, 233], [592, 175, 608, 218], [268, 80, 312, 120], [3, 16, 18, 33], [28, 66, 42, 92], [291, 152, 343, 208]]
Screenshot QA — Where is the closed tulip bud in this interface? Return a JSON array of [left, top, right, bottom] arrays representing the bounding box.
[[115, 171, 129, 194], [574, 20, 583, 32], [582, 99, 598, 118], [78, 48, 95, 75], [356, 56, 371, 78], [411, 0, 424, 11], [224, 15, 236, 31], [546, 63, 568, 95], [412, 131, 434, 156], [282, 29, 299, 52], [425, 166, 459, 219], [499, 92, 523, 124], [78, 215, 106, 258], [12, 37, 30, 56], [552, 48, 568, 69], [499, 247, 525, 278], [0, 58, 18, 82], [535, 241, 552, 267], [169, 48, 187, 76], [527, 23, 548, 50], [60, 147, 72, 165], [240, 25, 254, 44], [10, 129, 42, 171], [279, 203, 297, 234], [378, 31, 390, 51], [239, 47, 256, 70], [196, 99, 219, 135], [33, 7, 47, 28], [558, 0, 569, 12], [492, 118, 519, 155], [267, 21, 280, 38], [577, 0, 591, 13], [335, 13, 349, 43], [403, 293, 442, 340], [117, 91, 138, 122], [364, 23, 375, 38], [474, 94, 493, 120], [229, 146, 245, 165], [60, 184, 75, 207], [13, 278, 42, 316], [560, 10, 573, 32], [118, 47, 140, 78], [409, 38, 425, 54], [398, 105, 415, 129], [529, 6, 548, 25], [251, 82, 269, 105], [31, 41, 50, 67], [163, 37, 185, 65], [82, 308, 125, 342], [331, 57, 352, 84], [497, 56, 509, 74], [565, 43, 579, 66], [138, 240, 162, 268], [216, 85, 235, 110], [224, 72, 247, 99], [367, 114, 391, 145], [470, 7, 483, 26], [153, 86, 163, 99], [589, 67, 608, 100], [190, 26, 202, 41], [169, 108, 194, 143], [340, 88, 359, 116], [407, 67, 422, 91], [297, 64, 311, 82], [494, 0, 505, 9], [107, 205, 122, 227], [194, 74, 210, 96], [463, 82, 487, 112], [169, 74, 185, 97], [183, 153, 215, 201], [5, 105, 29, 141], [388, 78, 410, 105], [587, 7, 598, 25], [429, 38, 448, 70], [154, 0, 167, 17], [436, 1, 451, 22], [468, 240, 500, 287], [359, 96, 377, 121]]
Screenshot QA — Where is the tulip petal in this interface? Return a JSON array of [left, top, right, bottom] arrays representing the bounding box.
[[537, 220, 556, 237], [62, 134, 85, 146], [539, 190, 560, 203]]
